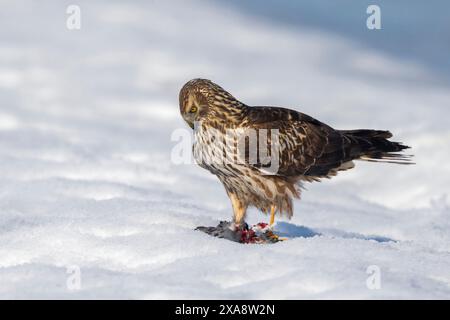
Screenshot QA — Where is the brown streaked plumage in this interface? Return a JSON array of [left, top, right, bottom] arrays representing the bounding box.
[[179, 78, 412, 229]]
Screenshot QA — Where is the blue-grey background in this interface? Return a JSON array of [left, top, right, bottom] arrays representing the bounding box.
[[223, 0, 450, 82]]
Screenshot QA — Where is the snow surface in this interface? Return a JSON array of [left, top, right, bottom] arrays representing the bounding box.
[[1, 0, 450, 299]]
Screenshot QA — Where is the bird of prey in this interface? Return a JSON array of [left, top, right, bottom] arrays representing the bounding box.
[[179, 79, 411, 242]]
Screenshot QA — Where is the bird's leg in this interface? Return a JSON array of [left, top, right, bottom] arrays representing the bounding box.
[[269, 205, 276, 226], [228, 193, 261, 243], [266, 205, 286, 242], [229, 193, 247, 231]]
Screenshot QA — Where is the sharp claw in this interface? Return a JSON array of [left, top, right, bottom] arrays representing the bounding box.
[[265, 230, 287, 242]]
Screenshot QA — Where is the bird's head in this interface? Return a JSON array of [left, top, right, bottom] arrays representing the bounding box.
[[179, 78, 243, 129]]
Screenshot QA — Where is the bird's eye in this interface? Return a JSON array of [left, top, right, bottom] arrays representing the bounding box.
[[190, 106, 198, 113]]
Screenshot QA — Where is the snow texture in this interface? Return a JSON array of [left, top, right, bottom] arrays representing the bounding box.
[[1, 0, 450, 299]]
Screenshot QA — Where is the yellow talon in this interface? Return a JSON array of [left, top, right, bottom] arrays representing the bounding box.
[[265, 205, 287, 242], [266, 230, 287, 242]]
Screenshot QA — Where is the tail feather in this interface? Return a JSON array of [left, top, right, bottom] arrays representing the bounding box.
[[341, 129, 393, 139], [340, 129, 414, 165]]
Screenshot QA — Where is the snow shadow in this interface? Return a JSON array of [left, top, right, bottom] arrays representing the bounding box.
[[274, 222, 395, 243], [274, 222, 320, 238]]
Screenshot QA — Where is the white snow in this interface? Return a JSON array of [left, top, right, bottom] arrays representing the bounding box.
[[1, 0, 450, 299]]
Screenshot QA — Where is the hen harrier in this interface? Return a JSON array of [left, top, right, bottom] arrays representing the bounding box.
[[179, 79, 411, 242]]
